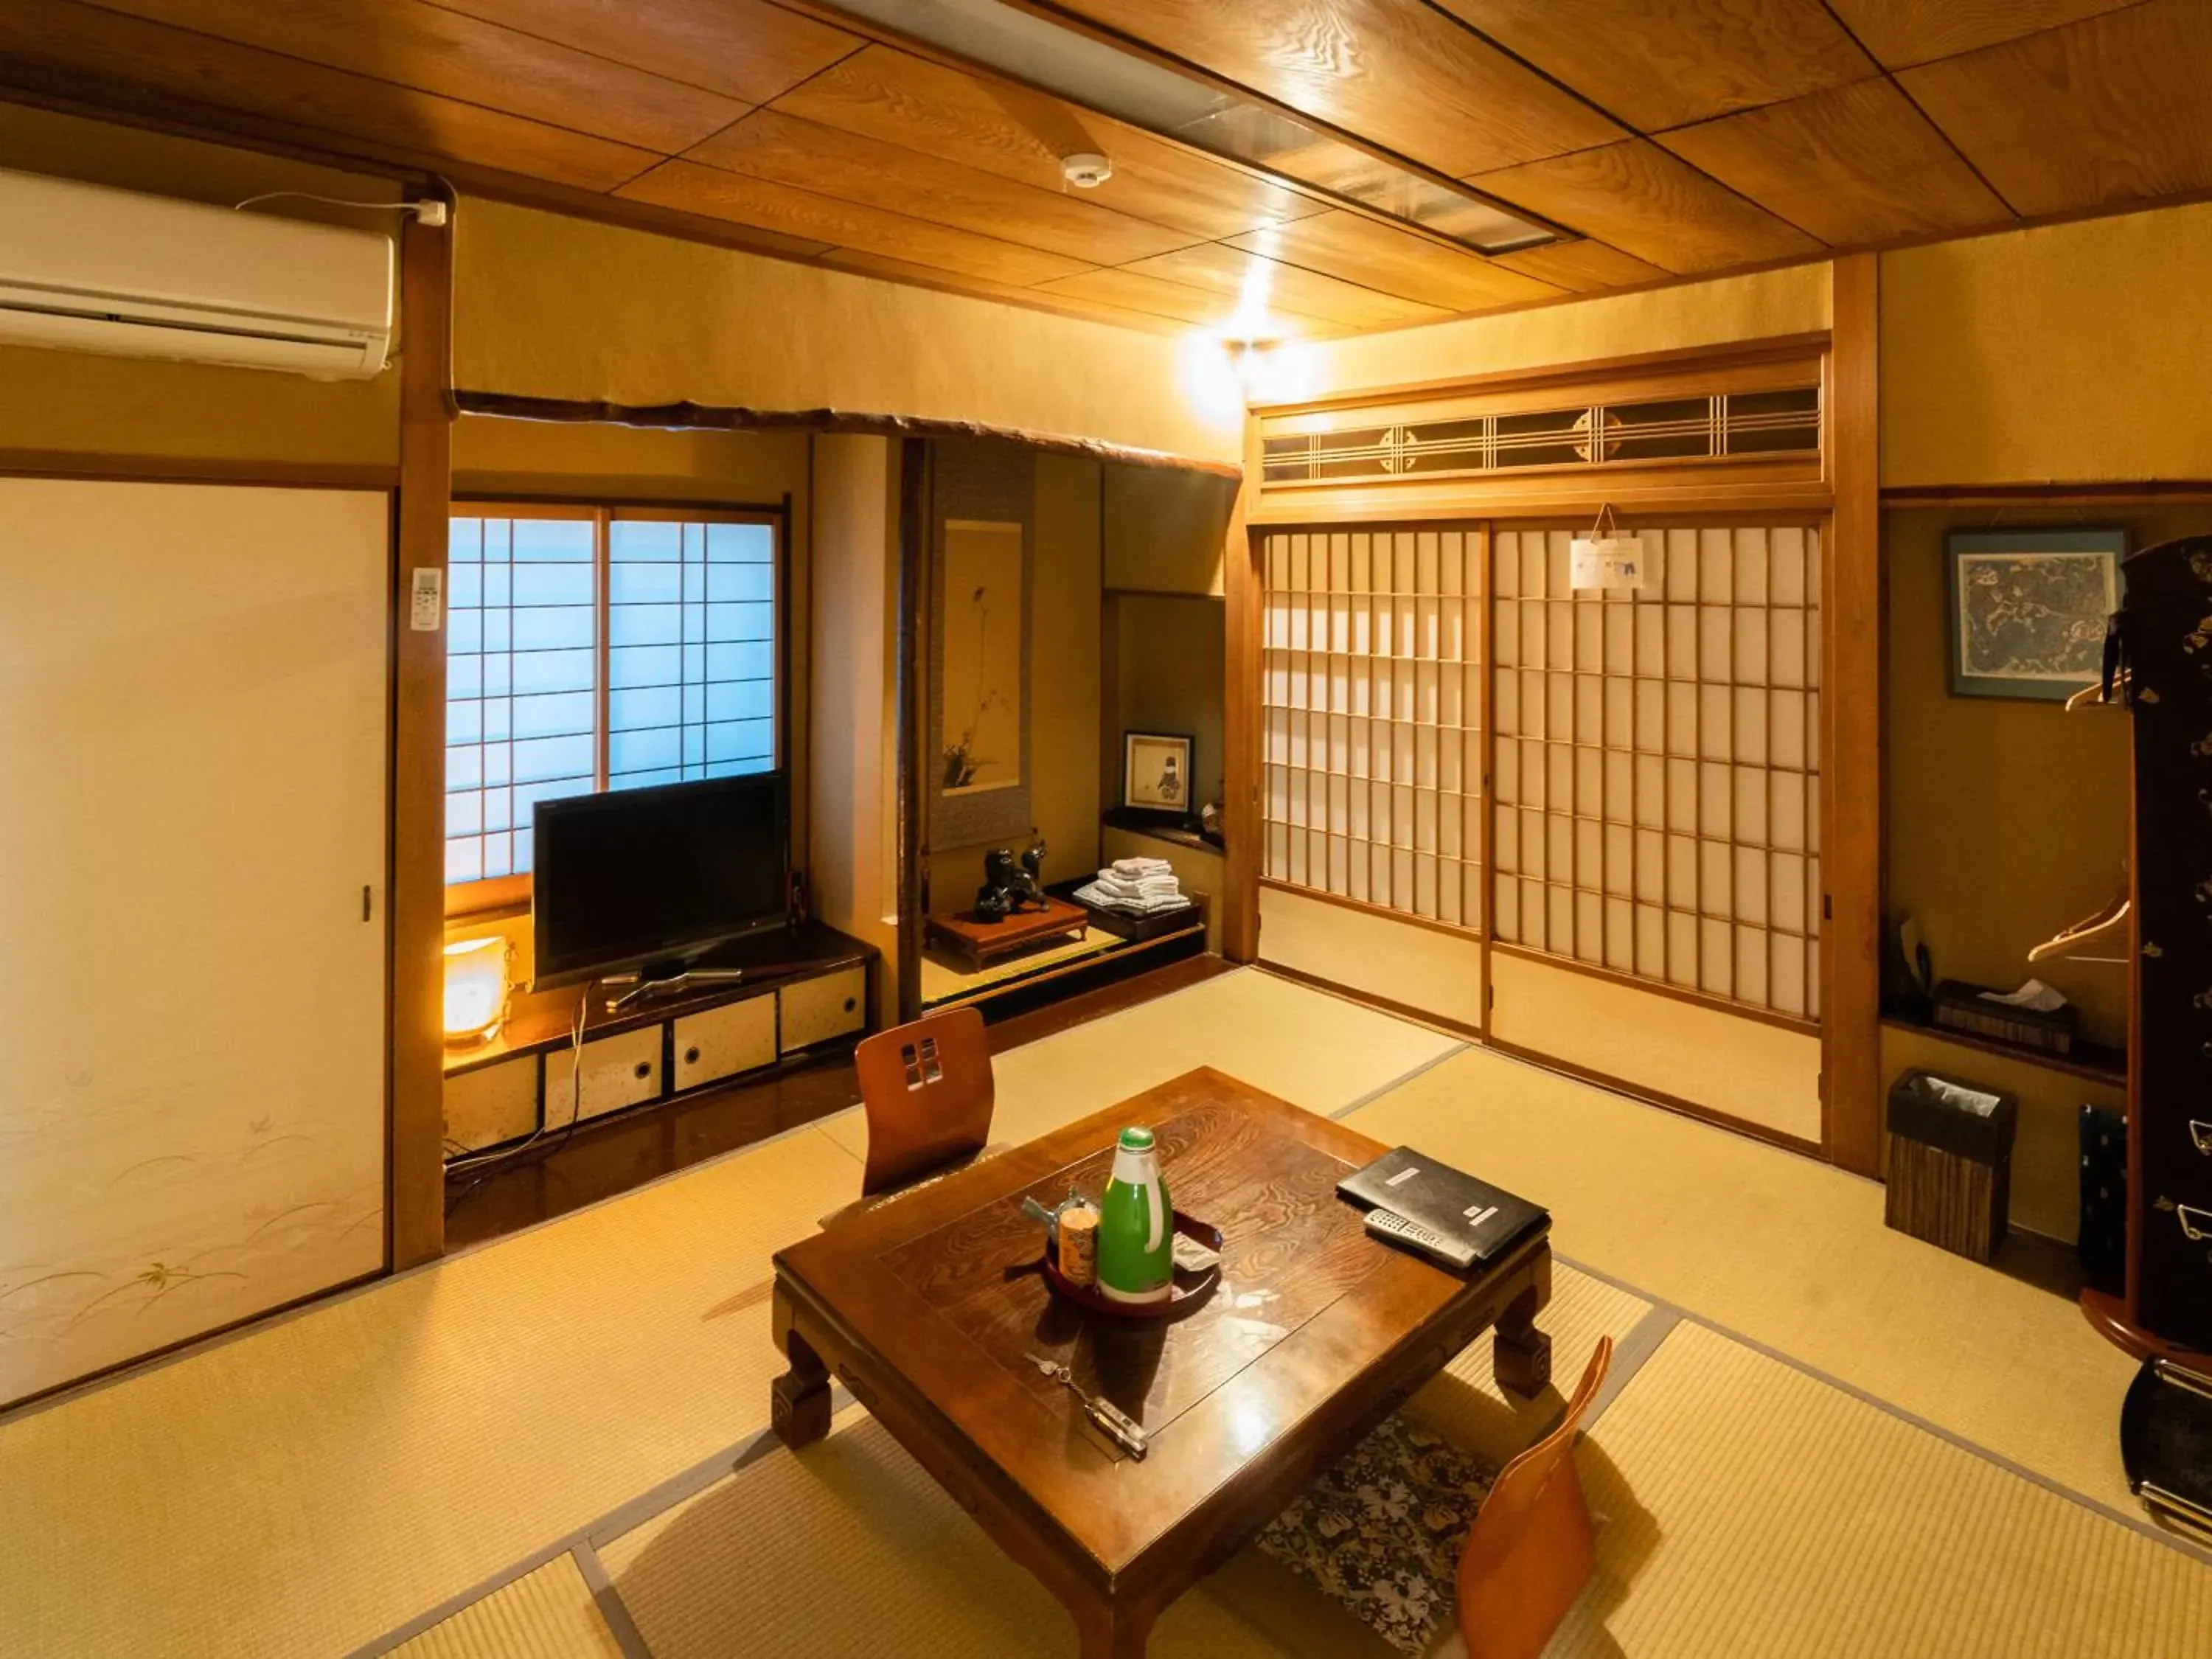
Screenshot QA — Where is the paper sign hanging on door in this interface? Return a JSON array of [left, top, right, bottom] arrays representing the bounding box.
[[1569, 535, 1651, 591]]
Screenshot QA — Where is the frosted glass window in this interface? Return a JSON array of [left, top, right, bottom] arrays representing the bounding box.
[[608, 518, 776, 790], [446, 508, 780, 889], [446, 514, 596, 883]]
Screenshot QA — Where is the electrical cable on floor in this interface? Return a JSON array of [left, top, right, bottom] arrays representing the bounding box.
[[444, 988, 591, 1218]]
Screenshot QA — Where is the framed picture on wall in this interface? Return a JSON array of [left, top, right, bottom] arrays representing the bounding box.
[[1946, 529, 2125, 700], [1123, 731, 1194, 818]]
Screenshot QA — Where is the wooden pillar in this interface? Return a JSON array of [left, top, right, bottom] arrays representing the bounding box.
[[1823, 253, 1884, 1177], [389, 207, 453, 1267], [1220, 414, 1262, 963]]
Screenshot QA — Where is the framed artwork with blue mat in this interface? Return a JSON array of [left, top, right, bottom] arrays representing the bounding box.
[[1946, 527, 2124, 701]]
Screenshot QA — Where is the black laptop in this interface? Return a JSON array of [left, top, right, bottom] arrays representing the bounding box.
[[1338, 1146, 1548, 1267]]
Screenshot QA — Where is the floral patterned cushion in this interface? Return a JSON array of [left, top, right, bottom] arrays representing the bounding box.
[[1253, 1411, 1498, 1655]]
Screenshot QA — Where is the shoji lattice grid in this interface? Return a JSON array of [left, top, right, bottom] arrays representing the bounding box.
[[1262, 528, 1485, 930], [1489, 526, 1823, 1020], [446, 515, 597, 883], [607, 518, 776, 790]]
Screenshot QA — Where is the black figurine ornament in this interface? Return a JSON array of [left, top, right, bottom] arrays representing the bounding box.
[[973, 839, 1048, 922]]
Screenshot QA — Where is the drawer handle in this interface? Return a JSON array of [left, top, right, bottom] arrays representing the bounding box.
[[2177, 1203, 2212, 1243], [844, 997, 857, 1013], [2192, 1121, 2212, 1155], [634, 1060, 653, 1081], [684, 1046, 701, 1065]]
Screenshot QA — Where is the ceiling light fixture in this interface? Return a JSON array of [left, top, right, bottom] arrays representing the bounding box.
[[813, 0, 1557, 255]]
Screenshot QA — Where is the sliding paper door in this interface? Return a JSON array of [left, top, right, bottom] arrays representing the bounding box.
[[1256, 526, 1486, 1029], [1486, 523, 1823, 1140], [0, 478, 389, 1403]]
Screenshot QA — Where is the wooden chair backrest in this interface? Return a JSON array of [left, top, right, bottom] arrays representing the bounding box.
[[853, 1006, 995, 1198], [1455, 1335, 1613, 1659]]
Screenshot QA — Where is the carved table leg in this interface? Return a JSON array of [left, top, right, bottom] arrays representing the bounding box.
[[771, 1323, 833, 1450], [1072, 1598, 1153, 1659], [1492, 1281, 1553, 1399]]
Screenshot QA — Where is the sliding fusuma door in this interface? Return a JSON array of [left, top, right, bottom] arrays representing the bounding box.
[[0, 477, 389, 1403]]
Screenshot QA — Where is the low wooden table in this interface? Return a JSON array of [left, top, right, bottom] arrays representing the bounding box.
[[769, 1067, 1553, 1658], [926, 896, 1091, 971]]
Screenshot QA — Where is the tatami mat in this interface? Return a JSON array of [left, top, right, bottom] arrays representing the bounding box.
[[601, 1409, 1297, 1659], [0, 1123, 863, 1659], [821, 967, 1463, 1164], [387, 1554, 622, 1659], [1345, 1045, 2146, 1517], [1557, 1322, 2212, 1658], [1405, 1262, 1652, 1464], [7, 967, 2201, 1659]]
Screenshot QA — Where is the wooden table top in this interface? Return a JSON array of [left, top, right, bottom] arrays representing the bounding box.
[[773, 1066, 1551, 1584]]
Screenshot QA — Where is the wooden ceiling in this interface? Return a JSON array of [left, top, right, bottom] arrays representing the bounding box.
[[1, 0, 2208, 340]]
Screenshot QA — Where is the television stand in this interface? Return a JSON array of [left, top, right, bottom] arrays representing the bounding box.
[[600, 964, 748, 1015]]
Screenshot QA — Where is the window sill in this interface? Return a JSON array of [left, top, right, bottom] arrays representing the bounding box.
[[446, 872, 531, 922]]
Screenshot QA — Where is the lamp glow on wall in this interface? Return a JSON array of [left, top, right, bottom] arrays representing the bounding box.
[[442, 935, 514, 1047]]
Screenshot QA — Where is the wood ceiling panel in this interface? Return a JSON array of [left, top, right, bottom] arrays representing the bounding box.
[[688, 109, 1196, 265], [1118, 244, 1452, 330], [771, 45, 1329, 242], [1430, 0, 1876, 131], [1899, 0, 2212, 217], [616, 159, 1091, 286], [1034, 268, 1344, 336], [1225, 212, 1564, 310], [0, 0, 659, 190], [820, 249, 1186, 333], [1659, 77, 2014, 244], [1489, 237, 1670, 292], [429, 0, 863, 105], [1471, 138, 1824, 272], [1048, 0, 1624, 175], [88, 0, 745, 154], [1825, 0, 2141, 69]]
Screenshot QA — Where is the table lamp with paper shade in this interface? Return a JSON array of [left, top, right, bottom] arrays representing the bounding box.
[[442, 934, 513, 1046]]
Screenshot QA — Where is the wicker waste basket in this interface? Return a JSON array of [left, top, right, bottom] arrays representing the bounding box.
[[1885, 1068, 2018, 1264]]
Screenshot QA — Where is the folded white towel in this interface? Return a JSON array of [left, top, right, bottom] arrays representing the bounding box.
[[1112, 856, 1173, 878], [1091, 874, 1180, 900], [1074, 880, 1192, 917]]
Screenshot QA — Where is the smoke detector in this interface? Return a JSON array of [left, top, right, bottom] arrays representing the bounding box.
[[1060, 153, 1113, 189]]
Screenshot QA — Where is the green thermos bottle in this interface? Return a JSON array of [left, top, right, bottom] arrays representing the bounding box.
[[1097, 1126, 1172, 1305]]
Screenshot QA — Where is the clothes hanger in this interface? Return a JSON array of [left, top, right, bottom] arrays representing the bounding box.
[[2067, 672, 2129, 712], [2029, 886, 2132, 964]]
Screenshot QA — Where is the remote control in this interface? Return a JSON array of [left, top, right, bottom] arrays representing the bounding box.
[[1364, 1206, 1478, 1270]]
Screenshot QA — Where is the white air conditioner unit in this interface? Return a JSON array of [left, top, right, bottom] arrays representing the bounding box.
[[0, 167, 394, 380]]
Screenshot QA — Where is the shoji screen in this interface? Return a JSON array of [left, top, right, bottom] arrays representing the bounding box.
[[1257, 527, 1487, 1029], [1489, 525, 1823, 1018], [0, 479, 389, 1405]]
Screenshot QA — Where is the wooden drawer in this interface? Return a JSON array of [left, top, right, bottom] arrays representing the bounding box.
[[544, 1023, 664, 1128], [673, 995, 776, 1091], [781, 964, 866, 1054], [444, 1054, 539, 1156]]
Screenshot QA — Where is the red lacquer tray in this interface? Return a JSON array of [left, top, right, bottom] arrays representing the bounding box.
[[1038, 1210, 1222, 1321]]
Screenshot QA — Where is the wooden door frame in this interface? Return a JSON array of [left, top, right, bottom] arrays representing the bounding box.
[[1823, 254, 1883, 1178], [389, 209, 453, 1270], [1222, 299, 1886, 1178]]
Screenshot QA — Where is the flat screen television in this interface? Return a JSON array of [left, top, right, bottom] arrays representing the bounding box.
[[532, 771, 790, 990]]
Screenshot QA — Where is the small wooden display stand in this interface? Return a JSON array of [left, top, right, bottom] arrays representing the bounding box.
[[926, 897, 1089, 971]]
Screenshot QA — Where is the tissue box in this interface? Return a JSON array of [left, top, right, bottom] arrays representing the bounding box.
[[1932, 978, 2076, 1056], [1885, 1068, 2018, 1263]]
